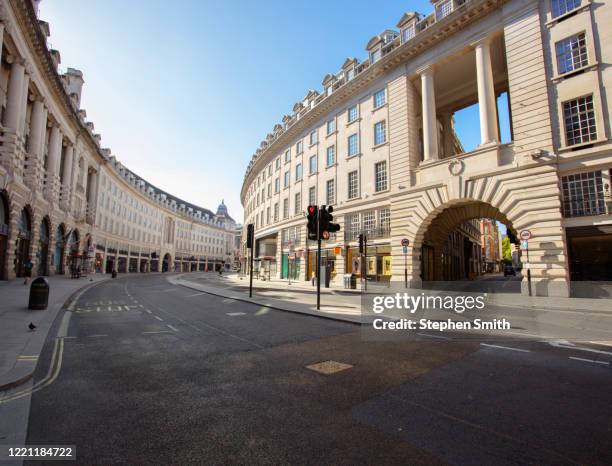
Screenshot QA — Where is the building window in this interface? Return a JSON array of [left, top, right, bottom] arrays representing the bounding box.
[[552, 0, 581, 18], [266, 207, 270, 224], [326, 145, 335, 166], [370, 48, 381, 64], [349, 213, 360, 234], [348, 105, 359, 123], [296, 140, 303, 154], [346, 68, 355, 81], [374, 121, 387, 145], [283, 198, 289, 219], [326, 179, 335, 205], [295, 163, 302, 181], [275, 158, 280, 170], [563, 95, 596, 146], [285, 149, 291, 163], [274, 203, 279, 222], [348, 171, 359, 200], [309, 186, 316, 206], [561, 170, 606, 217], [310, 130, 318, 145], [379, 208, 390, 230], [294, 192, 301, 215], [268, 165, 272, 176], [375, 161, 388, 192], [556, 33, 588, 75], [284, 171, 290, 187], [401, 24, 415, 43], [373, 89, 386, 108], [309, 155, 317, 174], [326, 119, 336, 135], [348, 133, 359, 157], [275, 177, 280, 193], [436, 0, 453, 19], [363, 211, 375, 233], [267, 184, 271, 198]]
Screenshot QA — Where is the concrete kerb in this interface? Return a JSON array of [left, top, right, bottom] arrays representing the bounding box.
[[170, 274, 363, 325], [0, 277, 110, 392]]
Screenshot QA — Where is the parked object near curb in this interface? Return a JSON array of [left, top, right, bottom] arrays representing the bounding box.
[[28, 277, 49, 310], [112, 270, 117, 278]]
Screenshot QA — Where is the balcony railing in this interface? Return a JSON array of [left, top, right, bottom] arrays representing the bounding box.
[[344, 226, 391, 242]]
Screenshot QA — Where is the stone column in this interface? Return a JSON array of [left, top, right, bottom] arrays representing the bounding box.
[[18, 74, 30, 135], [25, 100, 45, 191], [46, 126, 62, 202], [420, 66, 438, 161], [61, 145, 74, 208], [474, 38, 499, 145], [4, 59, 25, 131], [441, 112, 454, 159]]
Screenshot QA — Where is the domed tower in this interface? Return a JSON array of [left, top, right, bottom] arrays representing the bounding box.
[[216, 200, 228, 217]]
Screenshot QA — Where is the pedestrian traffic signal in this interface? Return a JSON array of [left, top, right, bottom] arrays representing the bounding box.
[[306, 205, 318, 240], [246, 223, 254, 248], [319, 205, 340, 241]]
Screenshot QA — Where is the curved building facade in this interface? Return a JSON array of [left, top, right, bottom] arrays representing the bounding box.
[[0, 0, 238, 280], [241, 0, 612, 296]]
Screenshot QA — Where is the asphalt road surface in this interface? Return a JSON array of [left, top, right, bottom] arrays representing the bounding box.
[[22, 274, 612, 465]]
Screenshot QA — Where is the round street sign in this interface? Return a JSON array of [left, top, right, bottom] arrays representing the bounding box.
[[322, 231, 330, 240], [401, 238, 410, 247], [519, 230, 532, 241]]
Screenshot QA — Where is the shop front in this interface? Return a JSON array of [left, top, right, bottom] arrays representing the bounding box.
[[345, 244, 391, 282]]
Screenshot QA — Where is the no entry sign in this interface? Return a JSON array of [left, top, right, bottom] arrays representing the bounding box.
[[519, 230, 532, 241]]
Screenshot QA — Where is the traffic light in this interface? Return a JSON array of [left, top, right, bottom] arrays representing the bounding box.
[[359, 234, 364, 253], [246, 223, 254, 248], [306, 205, 318, 240], [319, 205, 340, 240]]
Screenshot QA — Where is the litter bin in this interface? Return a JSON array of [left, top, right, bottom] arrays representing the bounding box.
[[28, 277, 49, 310], [111, 270, 117, 278], [350, 274, 357, 289]]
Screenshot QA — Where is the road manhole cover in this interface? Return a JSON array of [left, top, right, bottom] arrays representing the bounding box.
[[306, 360, 353, 375]]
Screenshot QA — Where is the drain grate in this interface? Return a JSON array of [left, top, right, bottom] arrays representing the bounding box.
[[306, 360, 353, 375]]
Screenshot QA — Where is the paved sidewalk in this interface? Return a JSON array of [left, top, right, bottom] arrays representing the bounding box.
[[170, 273, 365, 323], [175, 273, 612, 319], [0, 274, 109, 391]]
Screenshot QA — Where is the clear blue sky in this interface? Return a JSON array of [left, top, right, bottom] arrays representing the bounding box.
[[39, 0, 506, 221]]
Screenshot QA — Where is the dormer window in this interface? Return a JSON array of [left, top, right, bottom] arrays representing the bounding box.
[[346, 68, 355, 81], [326, 86, 332, 96], [401, 24, 415, 43], [370, 48, 382, 64], [435, 0, 453, 20]]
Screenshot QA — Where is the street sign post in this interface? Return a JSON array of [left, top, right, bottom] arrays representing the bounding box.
[[401, 239, 409, 288], [519, 230, 532, 296]]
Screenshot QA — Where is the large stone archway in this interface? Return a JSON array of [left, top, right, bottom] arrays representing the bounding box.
[[390, 165, 570, 297]]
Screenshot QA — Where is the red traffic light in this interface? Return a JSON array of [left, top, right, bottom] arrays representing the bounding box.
[[308, 206, 317, 214]]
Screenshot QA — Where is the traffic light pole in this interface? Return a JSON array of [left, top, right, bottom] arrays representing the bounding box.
[[364, 236, 367, 292], [249, 246, 253, 298], [316, 207, 321, 310]]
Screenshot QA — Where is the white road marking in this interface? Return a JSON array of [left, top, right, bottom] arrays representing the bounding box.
[[154, 316, 164, 321], [96, 306, 101, 312], [480, 343, 530, 353], [186, 292, 206, 298], [87, 334, 108, 338], [569, 356, 609, 366], [226, 312, 247, 316], [107, 306, 112, 311], [143, 331, 172, 334], [549, 340, 612, 356], [222, 298, 236, 304], [124, 305, 131, 311], [167, 324, 179, 332], [145, 309, 152, 314], [417, 332, 451, 340]]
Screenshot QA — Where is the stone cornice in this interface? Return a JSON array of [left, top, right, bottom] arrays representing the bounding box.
[[240, 0, 504, 204]]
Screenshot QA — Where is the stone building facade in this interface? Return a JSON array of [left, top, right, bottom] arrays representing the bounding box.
[[240, 0, 612, 297], [0, 0, 238, 280]]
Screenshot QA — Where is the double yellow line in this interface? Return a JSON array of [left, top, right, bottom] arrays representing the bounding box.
[[0, 338, 65, 404]]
